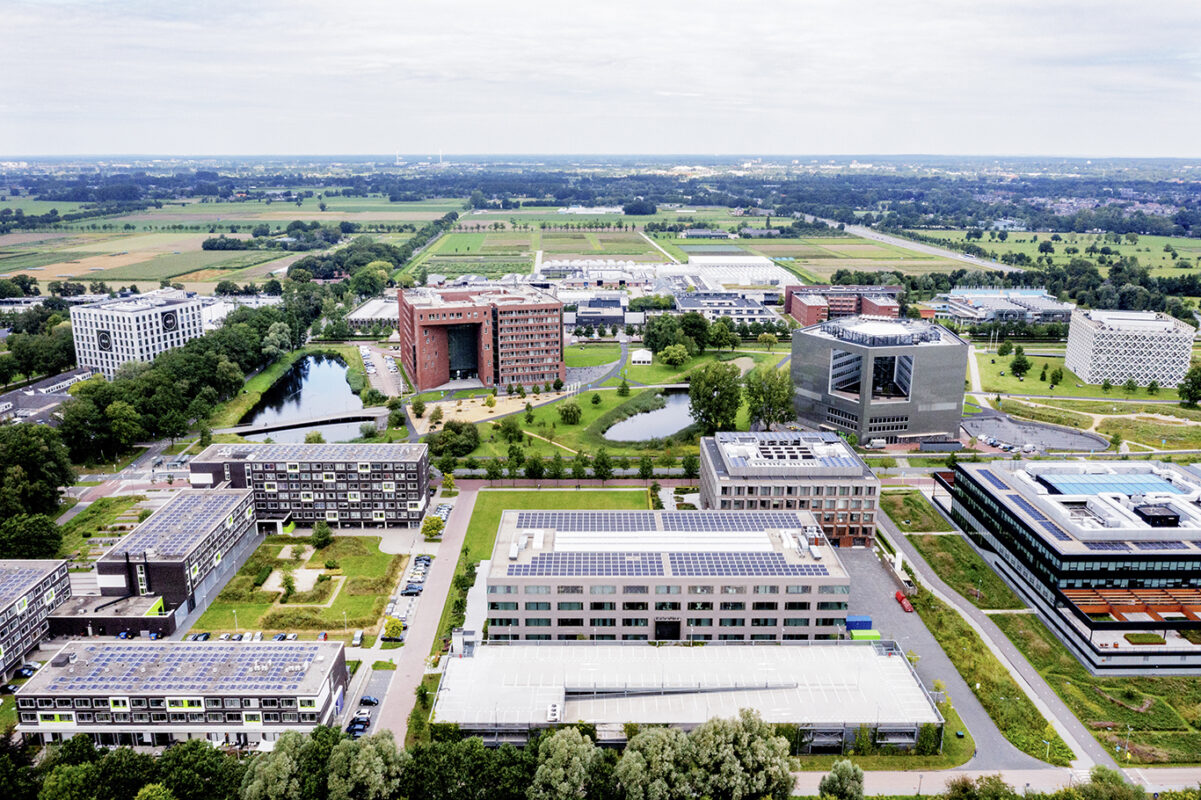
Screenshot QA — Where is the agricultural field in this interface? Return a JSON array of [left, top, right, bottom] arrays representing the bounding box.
[[89, 195, 466, 228], [413, 230, 533, 277], [972, 352, 1179, 402], [0, 197, 88, 215]]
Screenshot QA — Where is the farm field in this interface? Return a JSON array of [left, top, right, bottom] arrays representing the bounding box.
[[413, 230, 533, 277], [972, 352, 1179, 402]]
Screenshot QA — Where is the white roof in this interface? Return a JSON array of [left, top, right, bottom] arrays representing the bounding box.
[[632, 348, 652, 358]]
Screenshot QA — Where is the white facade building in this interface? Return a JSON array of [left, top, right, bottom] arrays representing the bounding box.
[[1064, 309, 1195, 387], [70, 290, 205, 379]]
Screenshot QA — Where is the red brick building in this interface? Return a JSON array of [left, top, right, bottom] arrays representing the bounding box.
[[783, 285, 903, 325], [397, 286, 565, 391]]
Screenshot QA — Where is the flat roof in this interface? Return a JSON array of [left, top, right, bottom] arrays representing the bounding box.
[[0, 560, 64, 609], [50, 593, 164, 619], [434, 642, 942, 729], [490, 510, 843, 581], [193, 442, 426, 464], [347, 297, 399, 321], [19, 641, 343, 697], [1077, 309, 1194, 333], [71, 289, 199, 313], [804, 315, 964, 348], [401, 285, 559, 308], [960, 461, 1201, 554], [674, 292, 764, 310], [101, 490, 251, 561], [705, 431, 874, 478]]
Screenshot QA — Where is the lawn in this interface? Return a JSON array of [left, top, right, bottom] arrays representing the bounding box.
[[430, 489, 647, 656], [907, 534, 1025, 610], [625, 350, 776, 386], [998, 400, 1093, 431], [880, 490, 953, 533], [564, 344, 622, 368], [73, 446, 148, 474], [793, 701, 973, 771], [1044, 400, 1201, 422], [994, 613, 1201, 764], [59, 495, 146, 562], [1097, 417, 1201, 450], [974, 352, 1179, 402]]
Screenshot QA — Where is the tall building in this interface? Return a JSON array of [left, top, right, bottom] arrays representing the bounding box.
[[791, 316, 968, 443], [189, 443, 430, 528], [698, 432, 880, 547], [0, 561, 70, 677], [70, 290, 205, 379], [1064, 309, 1195, 387], [783, 286, 903, 326], [15, 641, 348, 747], [945, 460, 1201, 673], [485, 510, 848, 643], [397, 286, 564, 391]]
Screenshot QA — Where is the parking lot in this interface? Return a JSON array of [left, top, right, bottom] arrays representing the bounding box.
[[361, 344, 406, 395], [963, 410, 1107, 452]]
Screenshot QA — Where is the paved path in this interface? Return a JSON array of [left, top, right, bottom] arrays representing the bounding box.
[[968, 346, 984, 393], [641, 232, 680, 263], [376, 485, 478, 740]]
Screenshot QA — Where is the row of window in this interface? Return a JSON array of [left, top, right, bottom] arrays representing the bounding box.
[[488, 617, 843, 628], [26, 711, 318, 725], [491, 633, 830, 641], [719, 484, 876, 497], [489, 583, 840, 595], [490, 601, 815, 611]]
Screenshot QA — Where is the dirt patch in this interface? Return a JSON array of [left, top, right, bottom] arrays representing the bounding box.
[[730, 357, 756, 376], [262, 567, 323, 594], [414, 392, 571, 435], [1094, 686, 1155, 713], [15, 251, 154, 279]]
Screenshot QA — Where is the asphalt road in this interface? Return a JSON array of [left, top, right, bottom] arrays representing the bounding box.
[[807, 216, 1024, 274]]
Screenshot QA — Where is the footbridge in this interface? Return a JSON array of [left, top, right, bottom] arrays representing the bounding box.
[[213, 407, 390, 436]]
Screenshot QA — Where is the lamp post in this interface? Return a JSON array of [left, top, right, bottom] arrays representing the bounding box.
[[1041, 739, 1050, 761], [232, 609, 239, 635]]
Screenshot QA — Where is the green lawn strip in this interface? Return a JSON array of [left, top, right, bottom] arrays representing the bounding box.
[[380, 641, 404, 650], [907, 534, 1025, 610], [974, 353, 1179, 402], [1043, 400, 1201, 422], [1098, 417, 1201, 450], [998, 400, 1093, 431], [911, 590, 1074, 765], [624, 350, 776, 386], [429, 490, 647, 657], [793, 701, 973, 771], [346, 660, 361, 677], [405, 673, 442, 747], [59, 495, 146, 560], [865, 457, 898, 469], [992, 613, 1201, 764], [371, 660, 397, 671], [72, 446, 148, 475], [880, 490, 954, 533], [564, 344, 622, 368]]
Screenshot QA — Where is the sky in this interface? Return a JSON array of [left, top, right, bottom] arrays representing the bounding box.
[[1, 0, 1198, 157]]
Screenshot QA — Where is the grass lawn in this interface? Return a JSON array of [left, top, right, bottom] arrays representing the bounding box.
[[907, 534, 1025, 610], [564, 344, 622, 368], [1098, 417, 1201, 450], [993, 613, 1201, 764], [405, 673, 442, 747], [974, 353, 1179, 402], [880, 490, 953, 533], [59, 495, 146, 561], [430, 489, 647, 656], [1044, 400, 1201, 421], [73, 446, 148, 475], [864, 457, 898, 469], [625, 350, 776, 386], [793, 701, 973, 771], [998, 400, 1093, 431]]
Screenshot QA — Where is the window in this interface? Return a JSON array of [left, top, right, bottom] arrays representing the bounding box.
[[785, 618, 811, 626], [784, 601, 810, 611], [590, 585, 616, 595], [590, 602, 615, 611], [687, 601, 713, 611], [525, 602, 550, 611], [654, 601, 681, 611], [688, 585, 714, 595], [525, 585, 551, 595], [526, 618, 552, 627], [623, 618, 648, 627], [719, 601, 745, 611], [817, 602, 847, 611], [719, 618, 744, 627], [623, 585, 648, 594], [751, 617, 777, 627], [752, 602, 778, 611], [559, 618, 584, 627], [557, 602, 583, 611], [558, 585, 583, 594], [623, 601, 648, 611], [686, 618, 712, 627], [786, 585, 812, 594], [720, 585, 746, 595], [590, 618, 616, 627], [819, 585, 850, 594], [489, 602, 517, 611], [489, 618, 520, 626], [488, 585, 517, 595], [655, 585, 681, 595], [753, 585, 779, 594]]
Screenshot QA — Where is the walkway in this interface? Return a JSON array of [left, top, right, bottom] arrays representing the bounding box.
[[214, 407, 388, 436], [640, 232, 680, 263]]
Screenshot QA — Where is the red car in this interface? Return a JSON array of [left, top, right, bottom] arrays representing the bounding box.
[[895, 590, 914, 613]]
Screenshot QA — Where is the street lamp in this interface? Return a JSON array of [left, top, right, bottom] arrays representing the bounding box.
[[1041, 738, 1050, 761], [232, 609, 239, 635]]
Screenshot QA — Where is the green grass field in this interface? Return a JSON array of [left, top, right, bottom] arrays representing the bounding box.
[[880, 490, 954, 533], [907, 534, 1025, 610], [564, 344, 622, 368], [95, 249, 284, 281], [59, 495, 146, 562], [973, 352, 1179, 402], [1098, 417, 1201, 450], [998, 400, 1094, 431], [625, 350, 776, 386], [1043, 399, 1201, 421]]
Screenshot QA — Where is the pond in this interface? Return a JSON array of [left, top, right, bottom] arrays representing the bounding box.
[[604, 390, 695, 441], [240, 354, 366, 443]]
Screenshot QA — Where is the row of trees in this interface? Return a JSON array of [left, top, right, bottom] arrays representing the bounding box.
[[643, 312, 791, 358]]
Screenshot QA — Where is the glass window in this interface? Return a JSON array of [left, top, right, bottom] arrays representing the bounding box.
[[719, 618, 744, 627], [818, 585, 850, 594], [786, 585, 812, 594], [590, 585, 617, 595], [557, 602, 583, 611], [525, 602, 551, 611], [655, 585, 681, 595], [751, 617, 777, 627], [654, 601, 681, 611], [720, 601, 745, 611], [525, 585, 551, 595], [752, 602, 778, 611], [753, 585, 779, 595], [558, 585, 583, 594]]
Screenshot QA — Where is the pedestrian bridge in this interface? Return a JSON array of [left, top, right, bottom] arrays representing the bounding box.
[[213, 407, 389, 436]]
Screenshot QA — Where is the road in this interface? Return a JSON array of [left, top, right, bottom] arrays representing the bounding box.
[[807, 216, 1023, 274]]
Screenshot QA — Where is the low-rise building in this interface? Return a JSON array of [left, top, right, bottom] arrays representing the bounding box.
[[1064, 309, 1195, 387], [15, 641, 348, 748], [70, 290, 206, 379], [346, 296, 400, 331], [783, 285, 904, 326], [485, 510, 848, 643], [932, 289, 1073, 325], [189, 442, 430, 528], [0, 561, 70, 676], [699, 432, 880, 547], [672, 291, 777, 325]]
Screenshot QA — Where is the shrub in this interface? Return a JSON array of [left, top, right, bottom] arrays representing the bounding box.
[[253, 565, 272, 586], [426, 419, 481, 457], [558, 402, 583, 425]]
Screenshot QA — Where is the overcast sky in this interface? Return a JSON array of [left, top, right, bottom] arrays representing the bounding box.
[[1, 0, 1198, 157]]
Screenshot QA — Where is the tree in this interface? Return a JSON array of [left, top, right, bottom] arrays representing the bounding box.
[[1179, 365, 1201, 406], [688, 362, 741, 435], [529, 728, 599, 800], [241, 730, 306, 800], [1101, 378, 1113, 393], [679, 311, 710, 354], [1148, 379, 1160, 395], [1009, 351, 1031, 379], [687, 710, 792, 800], [156, 739, 245, 800], [997, 340, 1013, 356], [93, 746, 159, 800], [571, 454, 590, 482], [634, 455, 653, 483], [198, 422, 212, 449], [744, 366, 793, 428], [304, 431, 326, 444], [39, 763, 97, 800], [525, 457, 545, 481], [441, 473, 456, 493], [659, 344, 688, 367], [681, 453, 700, 480], [593, 448, 613, 484], [310, 520, 333, 549], [558, 402, 583, 425], [0, 514, 62, 560], [1123, 378, 1138, 396], [496, 415, 523, 443], [590, 393, 601, 406], [548, 452, 566, 480], [1050, 366, 1064, 385], [618, 379, 630, 397], [757, 332, 778, 351], [484, 459, 503, 484], [0, 425, 75, 517], [614, 727, 693, 800], [261, 321, 293, 361], [411, 398, 426, 418], [818, 760, 865, 800], [708, 323, 739, 352], [436, 454, 458, 475], [1039, 363, 1048, 382], [327, 732, 410, 800], [134, 786, 177, 800], [426, 419, 481, 457], [428, 406, 444, 427]]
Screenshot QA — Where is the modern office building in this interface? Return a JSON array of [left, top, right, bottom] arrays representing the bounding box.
[[0, 561, 70, 676], [485, 510, 849, 643], [931, 288, 1073, 325], [397, 285, 564, 391], [433, 640, 942, 749], [699, 432, 880, 547], [15, 641, 348, 747], [783, 286, 904, 326], [1064, 309, 1195, 387], [792, 316, 969, 443], [70, 290, 206, 379], [944, 460, 1201, 673], [190, 443, 430, 528], [672, 291, 778, 325], [95, 490, 257, 623]]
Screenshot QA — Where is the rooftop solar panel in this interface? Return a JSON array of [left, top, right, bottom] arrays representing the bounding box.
[[1040, 473, 1185, 496], [106, 491, 250, 560], [1084, 541, 1131, 551], [978, 470, 1011, 491], [1134, 540, 1190, 550], [0, 563, 58, 608], [506, 552, 664, 577], [668, 552, 829, 577]]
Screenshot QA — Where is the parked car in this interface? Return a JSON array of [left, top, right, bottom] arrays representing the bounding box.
[[318, 631, 328, 641], [0, 684, 19, 694], [360, 695, 379, 706], [285, 633, 298, 641], [400, 587, 422, 597], [252, 631, 263, 642], [272, 633, 287, 641], [196, 632, 211, 641], [231, 633, 243, 642]]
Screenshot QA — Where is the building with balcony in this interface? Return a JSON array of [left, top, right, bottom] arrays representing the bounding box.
[[1064, 309, 1195, 387], [70, 290, 205, 379], [699, 432, 880, 547], [0, 561, 69, 677]]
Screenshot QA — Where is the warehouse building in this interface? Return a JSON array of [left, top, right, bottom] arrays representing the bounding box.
[[932, 288, 1073, 325], [397, 285, 564, 391], [944, 460, 1201, 673], [70, 290, 206, 379], [432, 640, 943, 749], [1064, 309, 1195, 387], [0, 561, 70, 677], [485, 510, 849, 643], [792, 316, 968, 443], [190, 442, 430, 528], [15, 641, 347, 748], [699, 432, 880, 547]]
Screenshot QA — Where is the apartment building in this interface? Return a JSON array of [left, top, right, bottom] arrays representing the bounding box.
[[70, 290, 205, 378], [15, 641, 347, 748], [397, 285, 564, 391], [0, 561, 70, 676], [783, 285, 903, 326], [699, 432, 880, 547], [485, 510, 849, 643], [189, 443, 430, 528], [1064, 309, 1195, 387]]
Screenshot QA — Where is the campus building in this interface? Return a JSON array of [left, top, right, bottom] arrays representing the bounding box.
[[433, 640, 943, 749], [15, 641, 347, 748], [783, 286, 903, 326], [698, 432, 880, 547], [397, 286, 564, 391], [944, 460, 1201, 673], [931, 288, 1073, 325], [1064, 309, 1195, 387], [93, 490, 257, 629], [70, 290, 206, 379], [485, 510, 849, 643], [672, 291, 778, 326], [189, 443, 430, 528], [791, 316, 968, 443], [0, 561, 70, 677]]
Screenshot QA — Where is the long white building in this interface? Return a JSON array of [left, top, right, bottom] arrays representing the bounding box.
[[1064, 309, 1195, 387], [70, 290, 206, 378]]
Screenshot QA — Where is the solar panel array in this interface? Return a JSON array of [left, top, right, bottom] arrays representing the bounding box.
[[1037, 519, 1073, 542], [1084, 541, 1131, 552], [1006, 494, 1075, 542], [668, 552, 830, 577], [506, 552, 664, 577], [208, 443, 424, 463], [978, 470, 1010, 491], [661, 512, 808, 532], [108, 492, 248, 559], [0, 566, 46, 608], [515, 512, 657, 532], [44, 643, 325, 694], [1041, 473, 1185, 496], [1134, 540, 1191, 550]]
